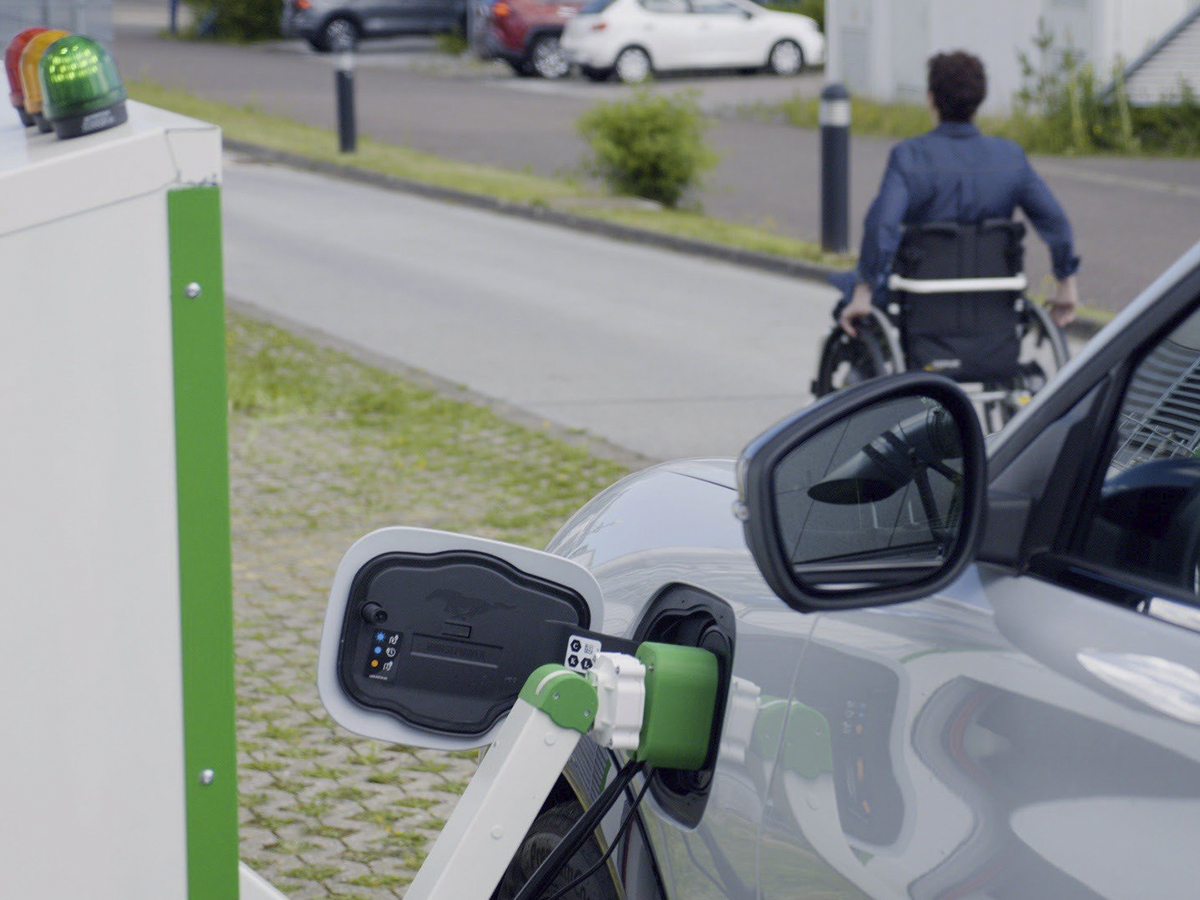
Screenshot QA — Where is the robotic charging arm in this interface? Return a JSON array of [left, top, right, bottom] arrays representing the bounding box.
[[316, 529, 722, 900], [404, 643, 720, 900]]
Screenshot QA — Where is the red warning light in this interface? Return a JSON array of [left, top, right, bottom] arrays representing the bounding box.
[[5, 27, 48, 127]]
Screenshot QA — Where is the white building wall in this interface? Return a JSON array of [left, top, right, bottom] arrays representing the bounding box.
[[1108, 0, 1197, 68], [827, 0, 1195, 113], [1125, 10, 1200, 103], [0, 0, 114, 48]]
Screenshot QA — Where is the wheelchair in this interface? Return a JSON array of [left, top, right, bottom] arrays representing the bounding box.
[[813, 219, 1070, 432]]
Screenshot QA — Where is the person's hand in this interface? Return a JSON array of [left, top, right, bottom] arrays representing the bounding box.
[[1049, 275, 1079, 329], [839, 283, 874, 338]]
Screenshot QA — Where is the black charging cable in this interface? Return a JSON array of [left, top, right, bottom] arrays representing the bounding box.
[[511, 759, 646, 900], [608, 749, 669, 900], [543, 774, 653, 900]]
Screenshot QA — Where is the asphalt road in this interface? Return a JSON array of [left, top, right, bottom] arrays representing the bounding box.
[[223, 156, 836, 460], [114, 13, 1200, 314]]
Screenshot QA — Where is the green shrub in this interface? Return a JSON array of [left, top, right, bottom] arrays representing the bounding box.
[[434, 27, 469, 56], [185, 0, 280, 41], [577, 91, 719, 208], [1004, 18, 1200, 155]]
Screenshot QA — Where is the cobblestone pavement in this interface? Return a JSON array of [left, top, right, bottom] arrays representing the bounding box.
[[227, 312, 629, 898]]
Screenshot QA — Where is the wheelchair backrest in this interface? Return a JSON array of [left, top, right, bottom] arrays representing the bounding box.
[[894, 219, 1026, 281], [892, 220, 1027, 383]]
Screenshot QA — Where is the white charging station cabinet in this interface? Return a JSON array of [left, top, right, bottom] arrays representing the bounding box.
[[0, 101, 281, 900]]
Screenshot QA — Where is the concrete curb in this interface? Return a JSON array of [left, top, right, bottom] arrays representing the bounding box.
[[224, 138, 1105, 344]]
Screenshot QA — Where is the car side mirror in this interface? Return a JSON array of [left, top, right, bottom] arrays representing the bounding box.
[[736, 373, 986, 612]]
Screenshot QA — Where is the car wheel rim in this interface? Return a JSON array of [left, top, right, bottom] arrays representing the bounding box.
[[771, 42, 801, 75], [326, 20, 355, 50], [533, 39, 569, 78], [616, 49, 649, 83]]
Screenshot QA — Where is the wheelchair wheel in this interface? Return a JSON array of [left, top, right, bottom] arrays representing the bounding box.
[[975, 300, 1071, 433], [813, 319, 891, 397], [1015, 298, 1070, 394]]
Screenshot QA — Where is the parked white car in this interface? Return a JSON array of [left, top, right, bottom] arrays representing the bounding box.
[[561, 0, 824, 82]]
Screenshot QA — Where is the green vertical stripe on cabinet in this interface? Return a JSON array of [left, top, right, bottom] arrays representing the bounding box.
[[169, 185, 240, 900]]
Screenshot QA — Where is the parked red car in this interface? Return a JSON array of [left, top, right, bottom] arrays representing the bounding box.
[[481, 0, 585, 78]]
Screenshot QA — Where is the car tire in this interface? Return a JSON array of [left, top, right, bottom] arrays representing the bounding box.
[[317, 16, 360, 53], [613, 46, 652, 84], [493, 801, 621, 900], [507, 58, 537, 77], [767, 39, 804, 76], [529, 34, 570, 79], [581, 65, 611, 82]]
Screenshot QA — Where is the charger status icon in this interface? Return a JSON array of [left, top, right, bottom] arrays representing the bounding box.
[[366, 629, 403, 681]]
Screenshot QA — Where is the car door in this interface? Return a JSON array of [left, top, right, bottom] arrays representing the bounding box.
[[759, 247, 1200, 897], [633, 0, 693, 72], [687, 0, 757, 68], [368, 0, 457, 34]]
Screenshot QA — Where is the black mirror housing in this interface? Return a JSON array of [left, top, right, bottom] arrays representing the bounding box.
[[737, 373, 987, 613]]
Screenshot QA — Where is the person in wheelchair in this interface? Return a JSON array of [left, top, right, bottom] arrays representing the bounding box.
[[829, 51, 1080, 405]]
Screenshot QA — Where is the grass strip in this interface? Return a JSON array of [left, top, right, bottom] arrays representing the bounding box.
[[227, 310, 631, 894], [128, 79, 851, 268], [227, 311, 629, 545], [743, 93, 1200, 158], [743, 95, 1007, 144]]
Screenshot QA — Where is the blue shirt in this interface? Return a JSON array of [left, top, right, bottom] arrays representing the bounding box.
[[834, 121, 1080, 306]]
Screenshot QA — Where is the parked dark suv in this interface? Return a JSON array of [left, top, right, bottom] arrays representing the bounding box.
[[282, 0, 467, 52], [480, 0, 585, 78]]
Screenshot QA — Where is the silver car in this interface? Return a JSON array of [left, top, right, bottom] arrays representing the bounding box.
[[281, 0, 466, 51], [324, 241, 1200, 897]]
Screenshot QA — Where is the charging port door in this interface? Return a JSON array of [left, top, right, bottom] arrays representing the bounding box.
[[318, 527, 607, 750]]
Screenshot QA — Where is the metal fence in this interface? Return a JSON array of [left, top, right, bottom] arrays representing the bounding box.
[[1, 1, 113, 49]]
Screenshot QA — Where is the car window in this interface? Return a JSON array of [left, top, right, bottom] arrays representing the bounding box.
[[690, 0, 747, 13], [639, 0, 687, 12], [1077, 303, 1200, 597], [580, 0, 615, 12]]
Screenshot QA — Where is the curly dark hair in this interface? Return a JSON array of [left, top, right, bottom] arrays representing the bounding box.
[[928, 52, 987, 122]]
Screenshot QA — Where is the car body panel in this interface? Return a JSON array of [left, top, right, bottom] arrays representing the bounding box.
[[560, 0, 824, 74], [281, 0, 465, 43], [770, 565, 1200, 898], [548, 461, 820, 897], [549, 242, 1200, 899], [553, 462, 1200, 898], [482, 0, 584, 66]]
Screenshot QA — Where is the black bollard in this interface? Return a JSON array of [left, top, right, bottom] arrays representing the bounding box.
[[820, 82, 851, 254], [336, 52, 357, 153]]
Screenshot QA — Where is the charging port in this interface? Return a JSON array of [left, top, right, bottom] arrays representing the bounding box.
[[632, 585, 735, 827]]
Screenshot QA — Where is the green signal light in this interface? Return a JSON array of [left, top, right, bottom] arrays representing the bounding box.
[[39, 35, 127, 140]]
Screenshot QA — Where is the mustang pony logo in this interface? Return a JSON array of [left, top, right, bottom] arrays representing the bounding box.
[[426, 587, 517, 620]]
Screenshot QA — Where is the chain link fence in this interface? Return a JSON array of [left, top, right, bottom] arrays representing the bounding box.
[[1, 1, 113, 49]]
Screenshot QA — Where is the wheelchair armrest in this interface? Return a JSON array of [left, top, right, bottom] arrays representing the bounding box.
[[887, 274, 1028, 294]]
